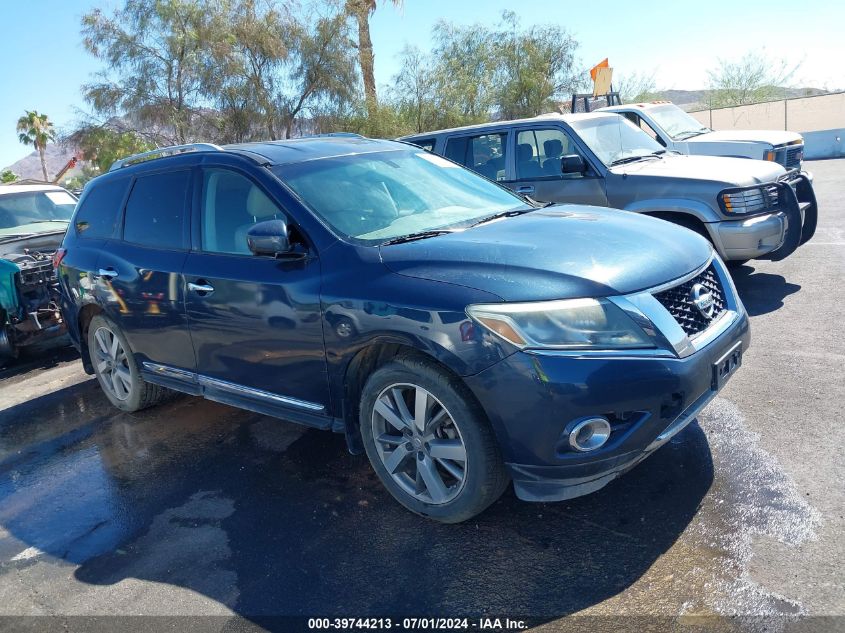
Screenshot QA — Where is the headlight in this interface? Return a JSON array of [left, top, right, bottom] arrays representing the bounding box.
[[466, 298, 654, 350], [720, 184, 780, 215]]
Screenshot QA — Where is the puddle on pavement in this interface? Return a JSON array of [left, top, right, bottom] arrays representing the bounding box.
[[0, 380, 822, 623]]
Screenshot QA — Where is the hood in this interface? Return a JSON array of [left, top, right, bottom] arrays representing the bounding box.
[[378, 206, 712, 302], [0, 229, 65, 259], [688, 129, 802, 146], [613, 154, 785, 187]]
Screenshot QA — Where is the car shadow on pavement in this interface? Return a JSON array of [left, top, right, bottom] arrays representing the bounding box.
[[729, 263, 801, 316], [0, 342, 78, 380], [1, 385, 714, 621]]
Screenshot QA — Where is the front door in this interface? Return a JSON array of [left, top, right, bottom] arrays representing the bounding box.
[[505, 127, 608, 206], [182, 167, 331, 424]]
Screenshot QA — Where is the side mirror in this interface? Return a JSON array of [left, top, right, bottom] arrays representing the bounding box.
[[247, 219, 291, 257], [561, 154, 586, 174]]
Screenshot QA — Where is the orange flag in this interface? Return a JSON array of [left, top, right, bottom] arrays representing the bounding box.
[[590, 58, 609, 82]]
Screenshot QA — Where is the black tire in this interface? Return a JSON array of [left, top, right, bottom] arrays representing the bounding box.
[[726, 259, 750, 269], [359, 355, 509, 523], [87, 314, 171, 412]]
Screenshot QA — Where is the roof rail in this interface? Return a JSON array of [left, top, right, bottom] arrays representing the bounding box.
[[302, 132, 364, 139], [108, 143, 224, 172]]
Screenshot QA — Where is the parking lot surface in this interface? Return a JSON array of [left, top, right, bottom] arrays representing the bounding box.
[[0, 160, 843, 631]]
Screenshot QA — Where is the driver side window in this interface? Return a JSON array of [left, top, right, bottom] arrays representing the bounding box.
[[515, 128, 585, 180], [200, 169, 284, 255]]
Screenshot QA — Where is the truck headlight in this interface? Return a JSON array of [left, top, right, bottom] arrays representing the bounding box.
[[466, 298, 654, 350], [720, 184, 780, 215]]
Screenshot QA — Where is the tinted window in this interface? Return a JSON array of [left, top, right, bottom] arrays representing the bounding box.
[[123, 171, 190, 249], [74, 180, 127, 238], [516, 128, 585, 180], [444, 133, 507, 181], [201, 169, 283, 255]]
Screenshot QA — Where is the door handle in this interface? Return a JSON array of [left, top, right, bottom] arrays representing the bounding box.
[[187, 281, 214, 295], [98, 268, 118, 280], [516, 185, 535, 194]]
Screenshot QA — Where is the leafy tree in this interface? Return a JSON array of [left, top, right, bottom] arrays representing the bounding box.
[[707, 51, 800, 107], [491, 12, 580, 119], [390, 12, 581, 126], [70, 126, 155, 172], [16, 110, 56, 181], [1, 170, 19, 184], [616, 71, 659, 103], [81, 0, 211, 144]]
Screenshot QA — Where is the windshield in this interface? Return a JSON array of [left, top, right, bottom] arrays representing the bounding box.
[[649, 105, 711, 140], [0, 189, 76, 236], [275, 149, 527, 244], [570, 116, 665, 166]]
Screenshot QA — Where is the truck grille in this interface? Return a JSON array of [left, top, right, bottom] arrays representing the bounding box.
[[653, 265, 727, 337], [782, 145, 803, 170]]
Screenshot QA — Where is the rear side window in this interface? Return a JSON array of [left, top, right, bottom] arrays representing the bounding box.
[[409, 138, 435, 152], [123, 171, 191, 250], [74, 179, 129, 239], [444, 133, 507, 181]]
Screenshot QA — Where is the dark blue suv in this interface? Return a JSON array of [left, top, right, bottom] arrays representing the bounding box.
[[57, 137, 749, 523]]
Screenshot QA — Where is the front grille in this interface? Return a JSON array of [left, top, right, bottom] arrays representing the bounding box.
[[653, 265, 727, 337], [785, 145, 803, 170]]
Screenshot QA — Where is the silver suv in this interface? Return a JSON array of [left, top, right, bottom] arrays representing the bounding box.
[[401, 112, 817, 263]]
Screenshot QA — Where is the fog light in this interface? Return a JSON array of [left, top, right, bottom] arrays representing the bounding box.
[[567, 417, 612, 452]]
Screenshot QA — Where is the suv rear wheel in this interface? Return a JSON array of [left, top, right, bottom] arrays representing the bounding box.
[[88, 314, 170, 412], [359, 356, 509, 523]]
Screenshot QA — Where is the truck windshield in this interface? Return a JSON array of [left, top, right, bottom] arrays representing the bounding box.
[[570, 116, 666, 166], [275, 149, 527, 244], [0, 189, 76, 235], [649, 105, 711, 140]]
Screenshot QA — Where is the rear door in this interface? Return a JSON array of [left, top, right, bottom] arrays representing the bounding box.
[[95, 168, 196, 374], [181, 166, 330, 423], [59, 176, 132, 350], [503, 126, 608, 206], [443, 132, 509, 182]]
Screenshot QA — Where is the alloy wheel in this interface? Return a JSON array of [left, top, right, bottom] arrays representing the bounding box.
[[92, 326, 133, 401], [371, 383, 468, 505]]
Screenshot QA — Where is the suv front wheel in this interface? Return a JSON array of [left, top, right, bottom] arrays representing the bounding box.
[[359, 356, 509, 523], [88, 314, 170, 412]]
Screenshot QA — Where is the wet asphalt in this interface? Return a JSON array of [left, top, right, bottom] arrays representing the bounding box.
[[0, 160, 843, 631]]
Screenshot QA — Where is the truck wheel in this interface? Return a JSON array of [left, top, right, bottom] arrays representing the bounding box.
[[359, 356, 509, 523], [87, 314, 170, 412]]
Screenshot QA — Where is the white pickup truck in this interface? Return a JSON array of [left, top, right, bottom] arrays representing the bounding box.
[[600, 101, 805, 173]]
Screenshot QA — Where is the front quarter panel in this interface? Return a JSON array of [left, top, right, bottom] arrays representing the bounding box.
[[604, 172, 722, 222], [319, 243, 517, 414]]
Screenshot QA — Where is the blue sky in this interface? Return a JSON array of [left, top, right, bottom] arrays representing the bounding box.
[[1, 0, 842, 168]]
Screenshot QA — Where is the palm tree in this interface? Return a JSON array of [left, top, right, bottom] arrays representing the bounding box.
[[16, 110, 56, 182], [346, 0, 402, 119]]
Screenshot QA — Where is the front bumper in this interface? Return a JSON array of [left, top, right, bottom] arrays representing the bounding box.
[[715, 212, 786, 260], [709, 172, 818, 261], [464, 304, 750, 503]]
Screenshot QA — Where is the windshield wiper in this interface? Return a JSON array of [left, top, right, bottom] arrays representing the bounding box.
[[610, 155, 654, 166], [470, 207, 537, 227], [675, 129, 708, 140], [381, 229, 460, 245]]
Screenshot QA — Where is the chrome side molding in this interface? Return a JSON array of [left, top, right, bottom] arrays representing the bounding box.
[[141, 362, 325, 412]]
